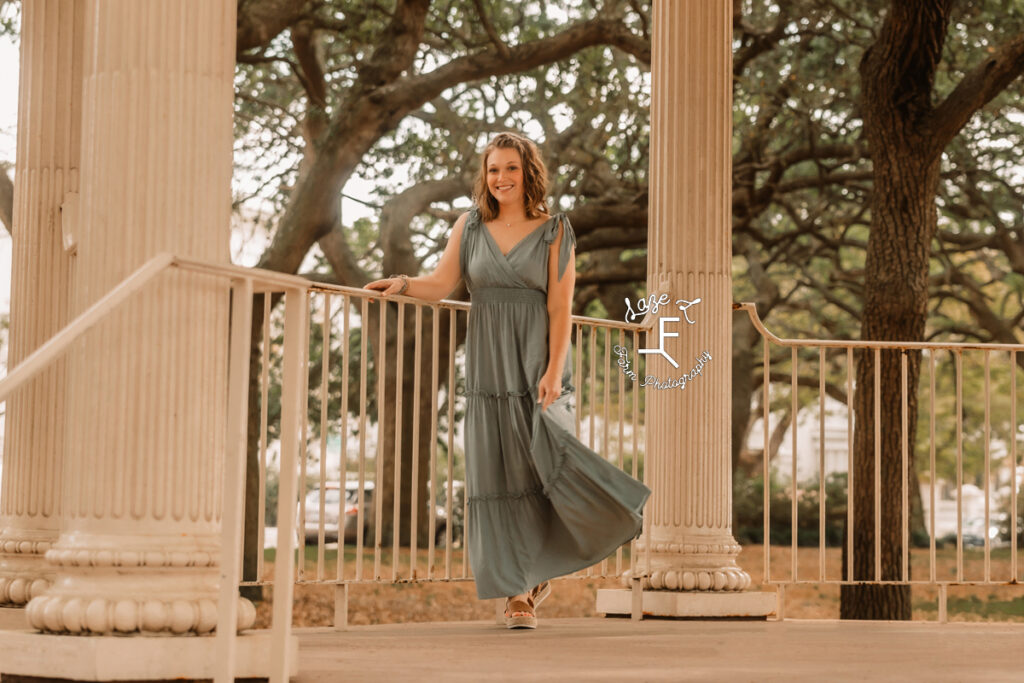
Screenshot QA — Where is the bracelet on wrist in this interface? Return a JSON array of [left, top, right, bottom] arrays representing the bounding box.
[[388, 273, 410, 295]]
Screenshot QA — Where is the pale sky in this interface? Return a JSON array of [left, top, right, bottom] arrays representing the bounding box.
[[1, 32, 17, 317]]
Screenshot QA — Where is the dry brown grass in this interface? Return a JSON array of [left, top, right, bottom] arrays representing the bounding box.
[[251, 543, 1024, 628]]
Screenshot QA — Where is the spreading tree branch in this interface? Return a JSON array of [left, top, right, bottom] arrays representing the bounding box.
[[236, 0, 312, 55], [927, 32, 1024, 151]]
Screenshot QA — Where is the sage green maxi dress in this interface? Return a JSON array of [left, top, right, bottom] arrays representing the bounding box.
[[459, 206, 652, 600]]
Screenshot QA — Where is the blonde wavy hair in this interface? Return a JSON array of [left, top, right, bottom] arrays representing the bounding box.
[[472, 132, 550, 222]]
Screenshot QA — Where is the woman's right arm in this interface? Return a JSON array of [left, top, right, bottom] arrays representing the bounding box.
[[364, 211, 469, 302]]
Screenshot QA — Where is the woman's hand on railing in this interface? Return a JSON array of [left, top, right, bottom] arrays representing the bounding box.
[[365, 276, 407, 302]]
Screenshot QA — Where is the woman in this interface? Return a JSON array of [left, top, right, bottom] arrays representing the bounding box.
[[366, 132, 650, 629]]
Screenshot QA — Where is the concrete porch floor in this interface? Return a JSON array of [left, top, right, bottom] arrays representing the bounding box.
[[295, 618, 1023, 682], [3, 609, 1021, 681]]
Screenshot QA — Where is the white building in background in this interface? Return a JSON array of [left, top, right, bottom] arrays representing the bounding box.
[[747, 395, 1018, 540], [746, 394, 851, 484]]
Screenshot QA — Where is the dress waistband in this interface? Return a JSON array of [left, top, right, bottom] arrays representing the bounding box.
[[470, 287, 546, 304]]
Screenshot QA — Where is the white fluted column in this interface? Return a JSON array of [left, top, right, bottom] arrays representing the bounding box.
[[599, 0, 774, 618], [0, 0, 82, 607], [22, 0, 255, 635]]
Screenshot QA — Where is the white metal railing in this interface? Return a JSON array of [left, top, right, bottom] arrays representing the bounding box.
[[242, 281, 651, 627], [0, 253, 652, 679], [7, 261, 1022, 658], [0, 254, 315, 683], [739, 302, 1024, 622]]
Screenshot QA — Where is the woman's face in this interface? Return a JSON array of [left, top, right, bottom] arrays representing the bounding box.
[[485, 147, 525, 210]]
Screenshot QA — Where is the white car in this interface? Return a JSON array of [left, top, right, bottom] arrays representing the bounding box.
[[301, 480, 451, 546]]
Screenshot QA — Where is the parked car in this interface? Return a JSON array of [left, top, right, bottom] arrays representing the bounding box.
[[429, 479, 465, 547], [301, 480, 453, 546]]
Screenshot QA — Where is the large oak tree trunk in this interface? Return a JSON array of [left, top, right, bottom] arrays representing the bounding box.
[[841, 150, 938, 616], [840, 1, 950, 619], [835, 0, 1024, 619]]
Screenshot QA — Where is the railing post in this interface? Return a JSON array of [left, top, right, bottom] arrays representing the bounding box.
[[215, 278, 254, 683], [630, 575, 643, 621], [334, 584, 349, 631], [270, 286, 308, 683]]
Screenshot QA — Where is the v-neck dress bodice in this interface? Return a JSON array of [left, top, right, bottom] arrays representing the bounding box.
[[457, 206, 651, 600]]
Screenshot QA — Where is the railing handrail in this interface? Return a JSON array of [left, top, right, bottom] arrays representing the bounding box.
[[0, 253, 176, 404], [736, 302, 1024, 352], [0, 253, 647, 405], [308, 282, 648, 332]]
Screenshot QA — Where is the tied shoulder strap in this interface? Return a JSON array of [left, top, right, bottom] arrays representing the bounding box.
[[459, 208, 482, 284], [542, 212, 577, 282]]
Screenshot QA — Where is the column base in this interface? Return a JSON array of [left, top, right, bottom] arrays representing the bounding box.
[[0, 630, 297, 681], [0, 527, 57, 606], [596, 588, 776, 619]]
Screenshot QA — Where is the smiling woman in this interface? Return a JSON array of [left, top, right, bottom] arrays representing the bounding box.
[[365, 132, 650, 631]]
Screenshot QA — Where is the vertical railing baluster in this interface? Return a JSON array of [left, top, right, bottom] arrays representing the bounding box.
[[586, 325, 597, 578], [874, 347, 881, 583], [956, 350, 963, 583], [459, 317, 469, 581], [631, 329, 641, 583], [984, 350, 991, 583], [460, 317, 468, 581], [338, 294, 351, 583], [641, 327, 651, 588], [374, 298, 388, 580], [427, 305, 440, 579], [791, 347, 798, 582], [846, 347, 853, 584], [818, 347, 826, 582], [392, 302, 405, 581], [297, 291, 312, 580], [215, 278, 253, 683], [900, 350, 908, 584], [1012, 350, 1019, 583], [410, 304, 423, 580], [257, 293, 271, 581], [269, 287, 307, 683], [318, 294, 331, 581], [929, 349, 936, 584], [446, 308, 456, 578], [576, 324, 584, 439], [763, 336, 771, 583], [356, 297, 369, 581], [589, 325, 597, 451], [616, 327, 626, 576], [601, 326, 611, 576]]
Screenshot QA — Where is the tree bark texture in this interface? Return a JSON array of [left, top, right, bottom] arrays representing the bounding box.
[[841, 0, 952, 620]]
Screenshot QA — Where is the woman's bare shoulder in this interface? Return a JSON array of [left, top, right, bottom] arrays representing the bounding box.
[[444, 211, 473, 252], [450, 209, 476, 237]]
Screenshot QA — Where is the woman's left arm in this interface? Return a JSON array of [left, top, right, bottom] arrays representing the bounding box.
[[538, 216, 576, 411]]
